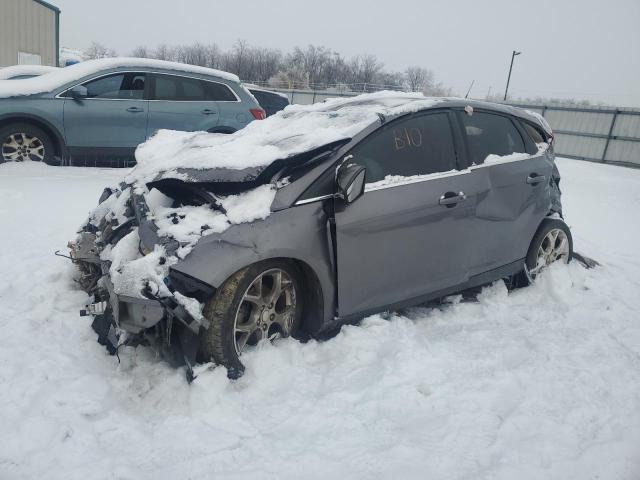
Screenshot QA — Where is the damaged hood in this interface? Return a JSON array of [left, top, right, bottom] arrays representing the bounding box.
[[127, 91, 444, 184]]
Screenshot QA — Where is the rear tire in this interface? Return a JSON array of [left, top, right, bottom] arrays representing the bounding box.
[[0, 123, 56, 164], [519, 218, 573, 286], [200, 260, 304, 378]]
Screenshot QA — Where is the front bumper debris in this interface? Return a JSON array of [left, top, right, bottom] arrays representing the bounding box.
[[68, 184, 210, 382]]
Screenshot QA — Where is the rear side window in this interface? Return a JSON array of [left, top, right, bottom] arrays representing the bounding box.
[[152, 74, 236, 102], [349, 112, 458, 184], [153, 74, 207, 101], [460, 112, 526, 165], [81, 73, 146, 99]]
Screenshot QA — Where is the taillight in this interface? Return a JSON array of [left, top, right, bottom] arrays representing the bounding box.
[[250, 108, 266, 120]]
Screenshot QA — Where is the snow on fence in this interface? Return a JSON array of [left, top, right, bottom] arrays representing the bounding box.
[[264, 86, 640, 168]]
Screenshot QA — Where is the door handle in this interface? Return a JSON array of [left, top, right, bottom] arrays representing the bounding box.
[[126, 106, 144, 113], [201, 109, 217, 115], [526, 173, 546, 185], [439, 191, 467, 207]]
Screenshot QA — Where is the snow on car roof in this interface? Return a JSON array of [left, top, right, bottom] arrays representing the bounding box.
[[130, 91, 443, 183], [0, 57, 239, 98], [0, 65, 60, 80]]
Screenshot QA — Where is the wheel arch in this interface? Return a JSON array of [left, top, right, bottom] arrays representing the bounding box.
[[173, 250, 329, 338], [0, 114, 65, 160], [222, 256, 327, 338], [288, 257, 325, 338]]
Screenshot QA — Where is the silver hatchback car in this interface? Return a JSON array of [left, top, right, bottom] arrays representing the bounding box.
[[0, 58, 264, 166], [69, 94, 572, 379]]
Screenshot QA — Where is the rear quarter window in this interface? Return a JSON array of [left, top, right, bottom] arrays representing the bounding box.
[[522, 121, 547, 144], [205, 81, 237, 101], [459, 111, 526, 165]]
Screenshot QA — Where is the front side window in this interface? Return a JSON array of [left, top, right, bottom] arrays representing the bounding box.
[[460, 112, 526, 165], [349, 112, 458, 184], [81, 73, 145, 99]]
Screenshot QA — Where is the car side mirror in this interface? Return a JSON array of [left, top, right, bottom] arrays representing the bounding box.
[[69, 85, 88, 99], [337, 163, 366, 204]]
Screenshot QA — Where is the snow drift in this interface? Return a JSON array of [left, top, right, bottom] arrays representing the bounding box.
[[1, 159, 639, 479]]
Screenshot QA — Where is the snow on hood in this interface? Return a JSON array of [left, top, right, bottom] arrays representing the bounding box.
[[0, 65, 59, 80], [0, 57, 239, 98], [129, 91, 444, 184]]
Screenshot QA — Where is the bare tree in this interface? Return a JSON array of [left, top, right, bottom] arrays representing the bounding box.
[[404, 66, 432, 92], [205, 44, 223, 69], [131, 46, 150, 58], [84, 42, 116, 59], [347, 55, 383, 89], [174, 43, 209, 66], [95, 39, 453, 95], [153, 44, 174, 61]]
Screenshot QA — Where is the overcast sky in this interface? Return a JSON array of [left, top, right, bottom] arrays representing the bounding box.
[[53, 0, 640, 106]]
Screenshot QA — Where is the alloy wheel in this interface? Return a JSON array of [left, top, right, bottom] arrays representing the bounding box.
[[233, 268, 297, 354], [527, 228, 570, 280], [2, 132, 46, 162]]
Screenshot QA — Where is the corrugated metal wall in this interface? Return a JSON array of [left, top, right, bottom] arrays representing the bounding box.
[[0, 0, 57, 67], [512, 105, 640, 167]]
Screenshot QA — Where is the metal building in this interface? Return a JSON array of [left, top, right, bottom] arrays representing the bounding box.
[[0, 0, 60, 68]]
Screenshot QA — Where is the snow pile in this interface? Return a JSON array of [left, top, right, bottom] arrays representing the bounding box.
[[0, 57, 239, 98], [129, 92, 443, 183], [1, 160, 640, 479], [102, 228, 174, 298], [0, 65, 59, 80], [483, 142, 550, 165]]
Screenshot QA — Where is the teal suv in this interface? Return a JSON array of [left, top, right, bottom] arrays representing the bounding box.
[[0, 58, 265, 166]]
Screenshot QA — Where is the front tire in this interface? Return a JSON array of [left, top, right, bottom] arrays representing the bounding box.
[[200, 260, 303, 378], [522, 218, 573, 284], [0, 123, 56, 164]]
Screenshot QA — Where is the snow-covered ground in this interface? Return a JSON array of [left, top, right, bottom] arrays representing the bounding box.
[[0, 159, 639, 480]]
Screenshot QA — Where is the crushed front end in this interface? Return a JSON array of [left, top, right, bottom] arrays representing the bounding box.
[[68, 183, 220, 379]]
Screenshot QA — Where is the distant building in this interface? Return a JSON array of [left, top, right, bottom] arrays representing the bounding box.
[[0, 0, 60, 68]]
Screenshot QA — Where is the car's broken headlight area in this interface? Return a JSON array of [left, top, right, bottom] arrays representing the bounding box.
[[68, 180, 277, 380]]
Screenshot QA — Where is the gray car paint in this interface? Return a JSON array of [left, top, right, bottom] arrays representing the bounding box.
[[68, 97, 561, 353], [165, 99, 561, 335], [0, 65, 260, 162]]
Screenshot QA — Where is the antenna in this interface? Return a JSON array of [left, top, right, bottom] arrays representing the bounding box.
[[465, 80, 475, 99]]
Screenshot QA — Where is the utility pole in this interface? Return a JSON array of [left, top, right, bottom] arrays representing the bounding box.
[[503, 50, 521, 101]]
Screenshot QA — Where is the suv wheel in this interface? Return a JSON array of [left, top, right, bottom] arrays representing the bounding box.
[[0, 123, 55, 164], [522, 218, 573, 284], [200, 260, 303, 378]]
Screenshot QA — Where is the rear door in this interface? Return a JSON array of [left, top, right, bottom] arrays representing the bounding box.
[[334, 111, 485, 318], [456, 110, 554, 274], [63, 72, 149, 148], [146, 73, 222, 136]]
